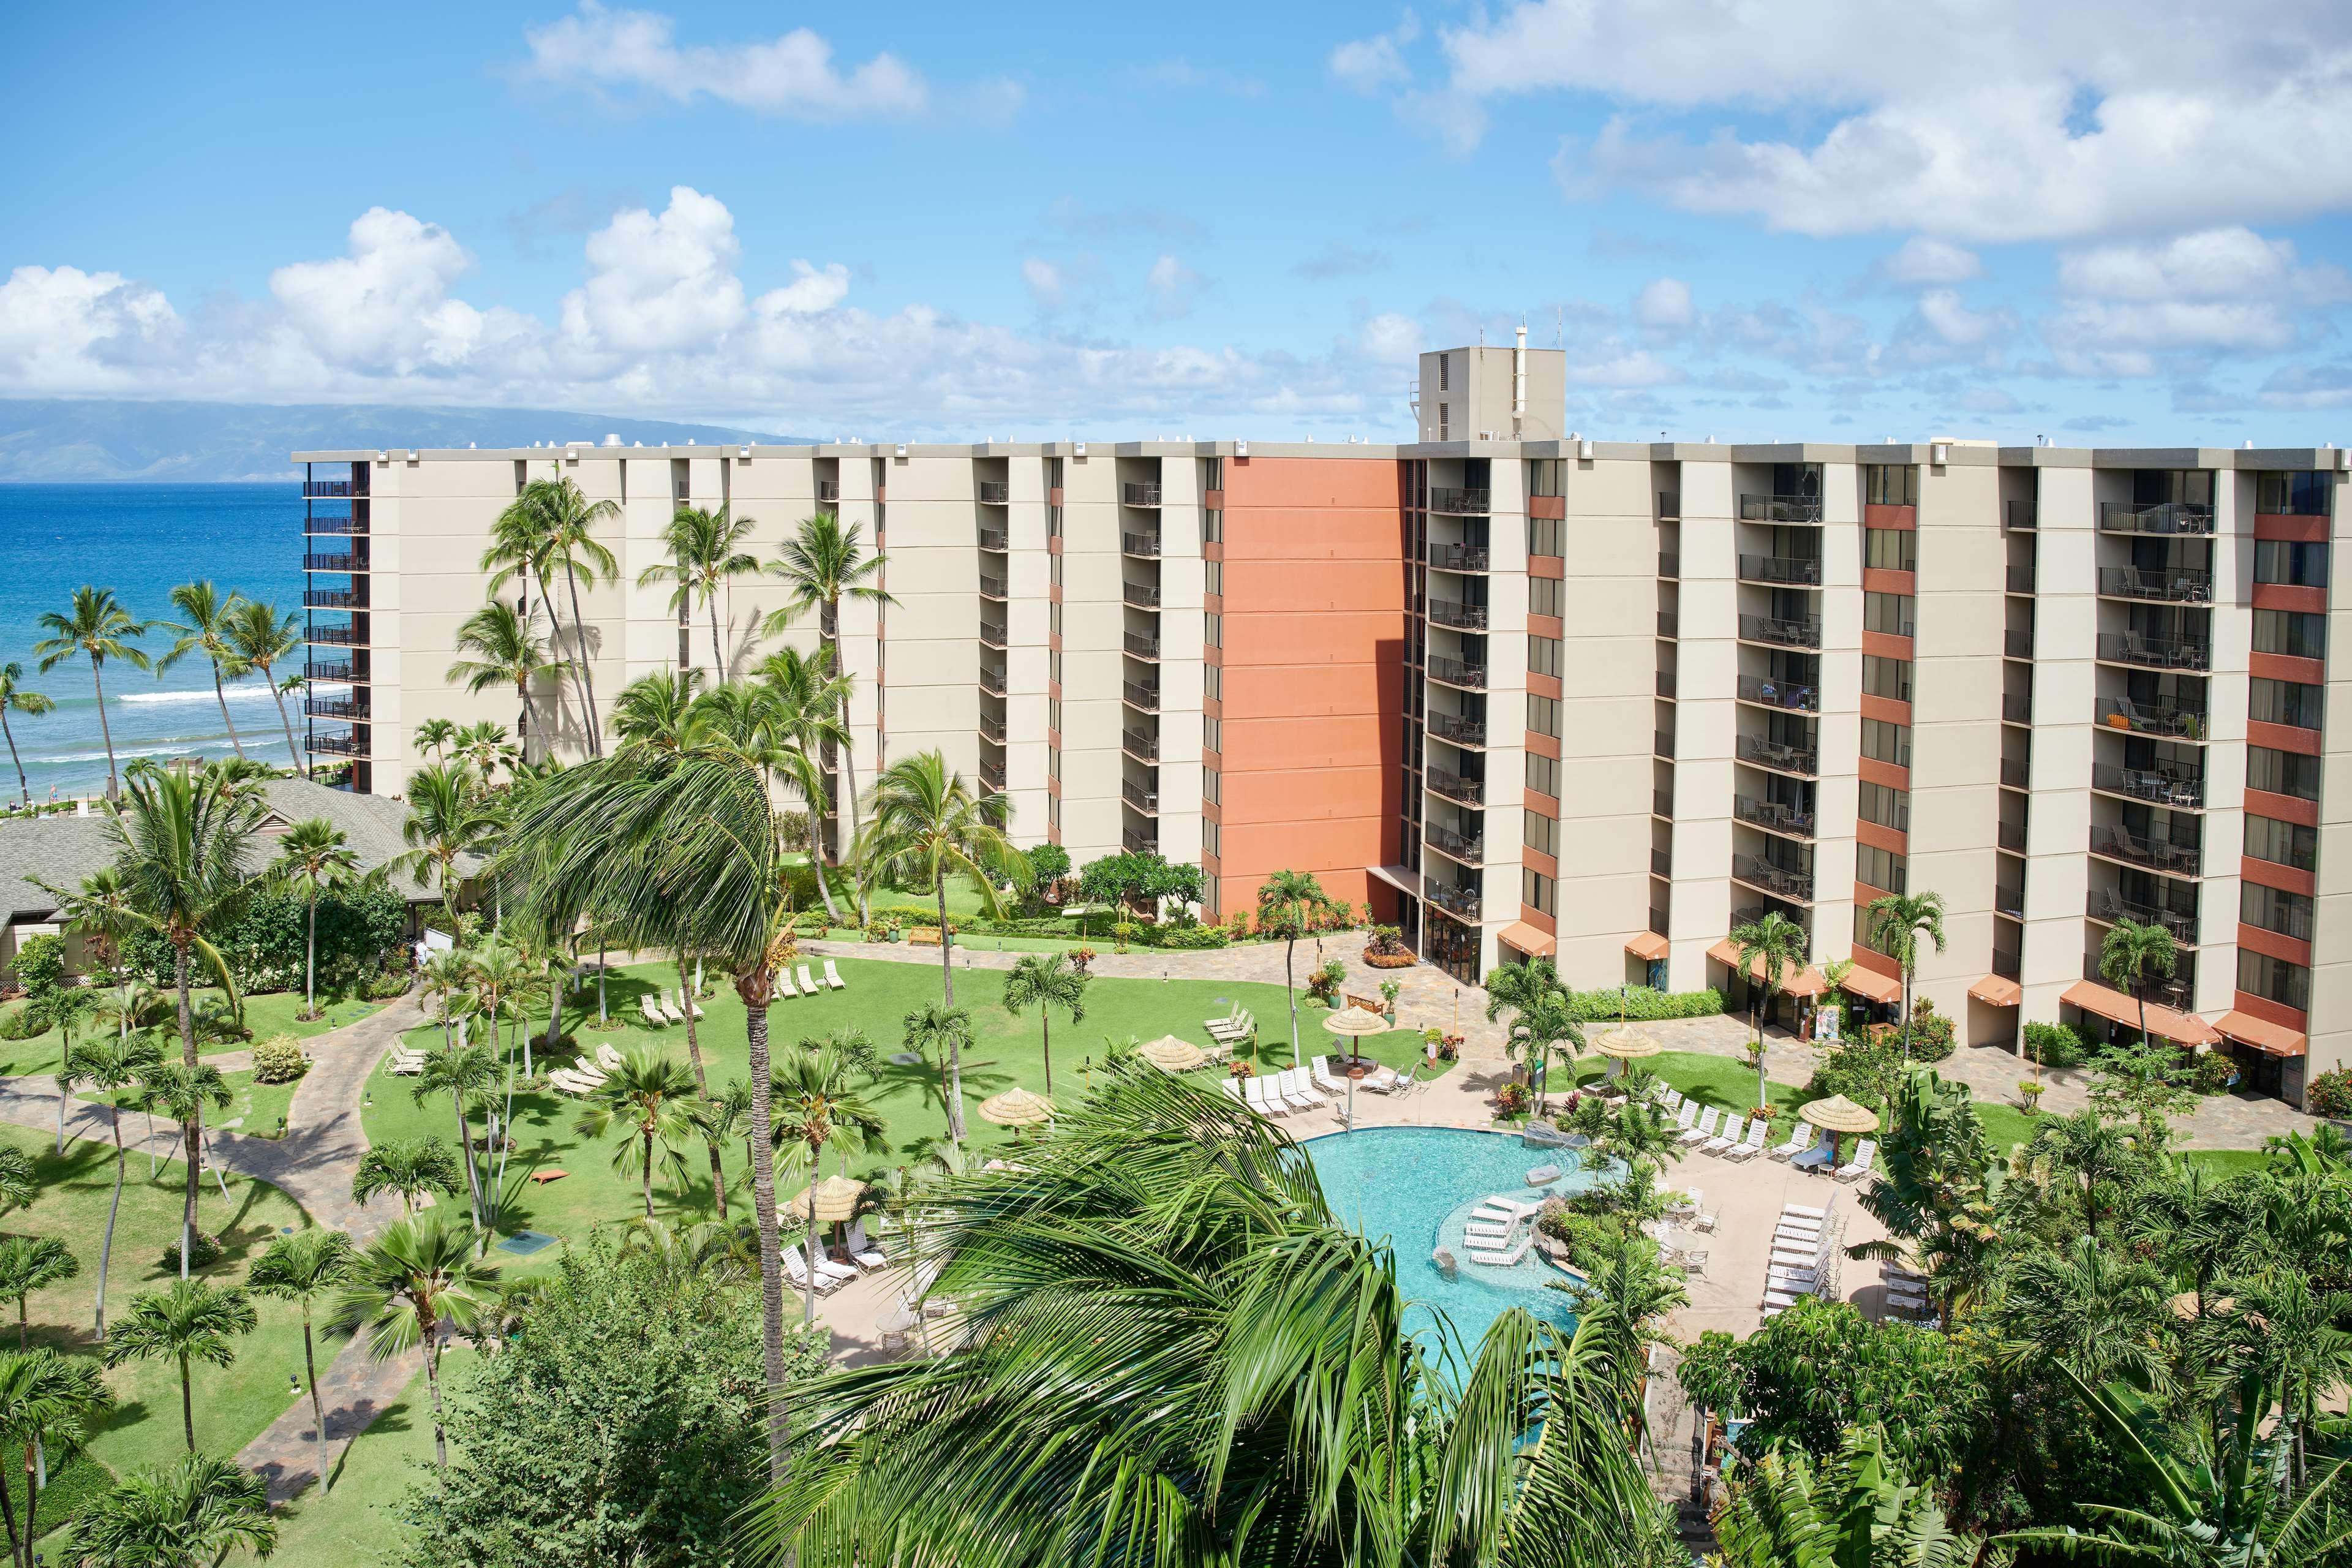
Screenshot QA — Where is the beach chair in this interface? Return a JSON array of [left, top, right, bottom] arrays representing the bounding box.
[[1660, 1088, 1684, 1114], [1468, 1235, 1536, 1267], [595, 1044, 627, 1072], [1767, 1120, 1812, 1161], [1219, 1076, 1244, 1102], [1835, 1139, 1879, 1183], [657, 993, 684, 1025], [1313, 1057, 1350, 1096], [845, 1219, 889, 1272], [1702, 1115, 1747, 1156], [1244, 1078, 1288, 1117], [683, 987, 706, 1021], [1280, 1069, 1323, 1112], [1790, 1137, 1836, 1173], [1359, 1065, 1402, 1094], [1723, 1121, 1770, 1162], [822, 958, 847, 990], [782, 1245, 845, 1296], [1204, 1004, 1245, 1038], [797, 965, 820, 998], [1784, 1194, 1838, 1223], [1678, 1107, 1722, 1147], [1671, 1101, 1700, 1136], [638, 995, 666, 1028], [777, 969, 799, 1000]]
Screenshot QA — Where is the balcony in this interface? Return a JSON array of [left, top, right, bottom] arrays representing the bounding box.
[[980, 665, 1008, 696], [1121, 728, 1159, 761], [1736, 736, 1818, 777], [1121, 581, 1161, 609], [302, 552, 366, 573], [1738, 614, 1822, 650], [1426, 823, 1484, 865], [978, 714, 1006, 744], [2006, 499, 2037, 531], [2100, 566, 2211, 603], [2007, 565, 2034, 594], [1994, 948, 2021, 981], [2004, 628, 2032, 660], [1430, 486, 1490, 515], [2095, 698, 2206, 740], [2002, 691, 2030, 723], [1122, 680, 1161, 712], [1121, 481, 1163, 508], [1740, 493, 1824, 523], [1427, 542, 1491, 573], [979, 621, 1008, 649], [302, 658, 366, 683], [1428, 655, 1488, 690], [2092, 764, 2204, 810], [1425, 766, 1483, 807], [301, 479, 357, 499], [1121, 780, 1159, 815], [1656, 670, 1677, 699], [1651, 847, 1672, 878], [2100, 502, 2214, 537], [1736, 675, 1819, 713], [1998, 820, 2026, 853], [1658, 492, 1682, 521], [978, 480, 1010, 505], [2087, 891, 2198, 947], [980, 760, 1007, 793], [2096, 631, 2210, 671], [1122, 532, 1163, 557], [1423, 877, 1483, 921], [979, 575, 1009, 600], [1123, 827, 1159, 855], [1657, 611, 1679, 638], [1732, 853, 1814, 903], [2092, 826, 2201, 878], [1123, 631, 1161, 660], [306, 731, 369, 758], [1659, 552, 1681, 578], [307, 625, 368, 647], [2000, 757, 2029, 789], [1734, 795, 1815, 839], [1653, 788, 1673, 818], [1428, 598, 1489, 630], [977, 528, 1008, 551], [1654, 729, 1675, 759], [1738, 554, 1823, 587], [817, 480, 840, 503], [303, 516, 365, 537], [303, 588, 365, 610], [1428, 711, 1485, 748], [301, 696, 368, 721]]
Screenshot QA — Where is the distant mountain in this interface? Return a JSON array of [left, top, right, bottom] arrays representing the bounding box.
[[0, 400, 813, 482]]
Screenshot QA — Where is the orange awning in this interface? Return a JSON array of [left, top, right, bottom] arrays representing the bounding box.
[[1624, 930, 1670, 962], [2211, 1010, 2307, 1057], [1706, 940, 1825, 997], [1839, 966, 1904, 1005], [2060, 980, 2220, 1047], [1498, 922, 1556, 959], [1968, 974, 2023, 1008]]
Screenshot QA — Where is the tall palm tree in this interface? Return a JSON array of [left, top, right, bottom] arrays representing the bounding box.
[[483, 478, 619, 756], [64, 1035, 161, 1341], [575, 1047, 702, 1221], [1001, 951, 1088, 1093], [246, 1229, 358, 1497], [2029, 1109, 2140, 1242], [1866, 889, 1947, 1060], [1254, 867, 1341, 1063], [412, 1042, 499, 1236], [1991, 1232, 2173, 1388], [351, 1137, 464, 1218], [859, 752, 1029, 1140], [330, 1215, 497, 1473], [1483, 957, 1585, 1112], [413, 715, 458, 762], [453, 719, 518, 782], [223, 598, 306, 775], [0, 1348, 115, 1568], [267, 816, 366, 1019], [104, 1278, 257, 1452], [32, 584, 154, 797], [0, 1235, 76, 1353], [902, 1001, 975, 1133], [1551, 1229, 1689, 1412], [0, 663, 55, 809], [156, 581, 251, 761], [449, 600, 565, 761], [56, 1451, 274, 1568], [2196, 1268, 2352, 1491], [393, 761, 492, 928], [135, 1063, 234, 1279], [772, 1042, 887, 1322], [611, 666, 704, 751], [640, 502, 763, 684], [2101, 916, 2180, 1052], [1729, 910, 1810, 1112], [766, 510, 897, 902], [755, 646, 852, 921]]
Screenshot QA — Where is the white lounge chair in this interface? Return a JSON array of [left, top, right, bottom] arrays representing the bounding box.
[[657, 993, 684, 1025], [797, 965, 820, 998], [1464, 1221, 1516, 1244], [682, 987, 706, 1021], [1660, 1088, 1684, 1113], [1835, 1140, 1879, 1183], [1768, 1120, 1812, 1161], [1359, 1065, 1401, 1094], [777, 969, 799, 1000], [1785, 1194, 1838, 1222], [1219, 1076, 1245, 1102], [596, 1044, 627, 1072], [1468, 1235, 1536, 1267], [1724, 1121, 1770, 1162], [822, 958, 847, 990], [845, 1219, 889, 1272], [1280, 1069, 1323, 1112], [1702, 1116, 1749, 1157], [639, 996, 667, 1027], [1790, 1138, 1836, 1172], [782, 1245, 845, 1295], [1314, 1057, 1349, 1095], [1679, 1107, 1722, 1147], [1672, 1101, 1700, 1134], [1245, 1078, 1288, 1117]]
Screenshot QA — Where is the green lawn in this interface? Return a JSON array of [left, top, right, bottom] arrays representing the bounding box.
[[0, 987, 385, 1080], [1570, 1052, 2041, 1155], [257, 1358, 456, 1568]]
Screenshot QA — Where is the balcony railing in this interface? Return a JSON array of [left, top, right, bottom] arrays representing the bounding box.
[[302, 553, 365, 573], [303, 589, 365, 609], [2096, 698, 2206, 740], [2000, 757, 2029, 789], [1738, 614, 1822, 649], [1427, 542, 1491, 572], [1122, 780, 1159, 814], [1736, 736, 1818, 776], [980, 666, 1008, 696], [1428, 655, 1488, 690], [1121, 729, 1158, 761], [2007, 564, 2034, 594], [1737, 675, 1819, 713], [1738, 554, 1823, 587], [1994, 948, 2022, 980], [302, 696, 368, 720], [1998, 820, 2026, 853], [1122, 581, 1161, 608], [2093, 826, 2201, 878], [2006, 499, 2037, 531], [977, 527, 1008, 551], [1428, 598, 1488, 630], [2100, 501, 2214, 537], [1740, 493, 1824, 523], [1658, 492, 1682, 521], [1123, 827, 1159, 854], [2092, 764, 2204, 809], [307, 625, 368, 647], [978, 480, 1010, 505], [1123, 681, 1161, 711], [1427, 823, 1484, 864], [978, 714, 1006, 744], [979, 622, 1008, 648], [2097, 631, 2209, 671], [302, 658, 366, 682], [1653, 788, 1673, 818], [302, 480, 357, 499], [1124, 631, 1161, 660], [2101, 567, 2211, 603], [306, 731, 369, 757], [1658, 552, 1681, 578], [1654, 729, 1675, 759], [1657, 611, 1679, 638], [1656, 670, 1677, 699], [2002, 691, 2030, 723], [1430, 487, 1490, 515], [1732, 853, 1814, 902], [1122, 532, 1163, 557], [1428, 712, 1485, 747], [2087, 891, 2198, 946], [1651, 847, 1672, 878], [1735, 796, 1816, 838], [979, 575, 1009, 600], [2005, 628, 2032, 660], [1425, 766, 1483, 806], [1122, 481, 1163, 508], [303, 516, 365, 536], [1995, 884, 2024, 919], [817, 480, 840, 503], [980, 760, 1007, 792], [1423, 877, 1482, 921]]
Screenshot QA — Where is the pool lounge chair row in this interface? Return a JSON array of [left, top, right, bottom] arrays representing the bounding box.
[[1761, 1194, 1842, 1318]]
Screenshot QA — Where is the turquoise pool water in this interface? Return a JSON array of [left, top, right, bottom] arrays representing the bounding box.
[[1306, 1126, 1608, 1352]]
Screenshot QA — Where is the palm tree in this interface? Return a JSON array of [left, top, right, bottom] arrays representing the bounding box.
[[47, 985, 99, 1153], [453, 719, 518, 782], [1000, 951, 1088, 1094], [331, 1214, 497, 1472], [223, 598, 306, 774], [104, 1278, 257, 1451], [611, 667, 704, 751], [486, 477, 619, 755], [2101, 916, 2180, 1052], [1991, 1232, 2173, 1388], [56, 1451, 274, 1568], [351, 1137, 464, 1218], [0, 1348, 115, 1567], [156, 581, 252, 761], [2029, 1109, 2140, 1242], [0, 1235, 76, 1354], [32, 584, 154, 797], [1483, 957, 1584, 1112], [772, 1043, 887, 1322], [902, 1001, 975, 1133], [64, 1035, 162, 1341], [640, 502, 763, 684], [412, 1042, 499, 1235], [2197, 1268, 2352, 1491], [758, 644, 854, 921], [1551, 1229, 1689, 1411], [413, 715, 458, 762], [393, 761, 492, 928], [766, 510, 897, 900], [246, 1228, 358, 1496], [268, 816, 366, 1019], [449, 601, 565, 761], [1711, 1426, 1986, 1568], [859, 752, 1028, 1140], [134, 1063, 235, 1280], [1256, 868, 1341, 1063], [1728, 910, 1809, 1112], [0, 663, 55, 809], [1865, 890, 1947, 1060], [576, 1048, 702, 1221]]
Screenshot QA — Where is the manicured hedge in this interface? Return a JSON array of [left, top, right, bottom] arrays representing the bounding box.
[[1561, 986, 1725, 1023], [120, 884, 410, 994]]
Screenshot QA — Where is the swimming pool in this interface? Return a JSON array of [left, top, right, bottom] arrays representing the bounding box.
[[1306, 1126, 1608, 1353]]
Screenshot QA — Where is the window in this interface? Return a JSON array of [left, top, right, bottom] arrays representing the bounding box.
[[2251, 677, 2324, 729], [2256, 470, 2329, 517], [1049, 649, 1063, 688], [1528, 515, 1562, 557], [1048, 696, 1062, 734], [1522, 868, 1556, 918], [2246, 813, 2318, 871], [1863, 593, 1917, 637], [1863, 465, 1918, 507], [1526, 693, 1561, 739], [1529, 576, 1563, 617], [1858, 782, 1910, 832], [1047, 744, 1060, 783], [1529, 636, 1563, 677], [1438, 354, 1449, 392], [1205, 662, 1222, 702], [1864, 527, 1918, 572], [1204, 766, 1221, 807], [1525, 752, 1560, 798], [2237, 949, 2310, 1011], [1853, 907, 1887, 954], [2254, 540, 2328, 587], [1861, 718, 1912, 767], [1050, 553, 1063, 588], [2254, 610, 2328, 662], [1204, 613, 1222, 649], [1862, 655, 1913, 703], [1856, 843, 1908, 894], [1203, 717, 1221, 755], [1047, 793, 1059, 831], [1050, 600, 1062, 638], [1205, 560, 1223, 597], [1527, 459, 1563, 497], [2249, 745, 2322, 801], [1205, 508, 1223, 543], [2241, 881, 2314, 941], [1438, 402, 1450, 441], [1203, 456, 1223, 492], [1525, 812, 1558, 857], [1202, 819, 1220, 859]]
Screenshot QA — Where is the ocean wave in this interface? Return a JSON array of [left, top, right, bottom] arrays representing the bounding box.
[[25, 741, 240, 765], [116, 687, 278, 707]]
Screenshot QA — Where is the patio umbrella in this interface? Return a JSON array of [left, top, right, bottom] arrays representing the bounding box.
[[978, 1087, 1058, 1128], [1322, 1006, 1390, 1131], [1137, 1035, 1207, 1071], [786, 1174, 870, 1223], [1593, 1025, 1663, 1081], [1798, 1093, 1879, 1133]]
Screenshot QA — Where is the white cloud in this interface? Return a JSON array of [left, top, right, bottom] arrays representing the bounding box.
[[559, 187, 747, 357], [756, 260, 851, 317], [1356, 311, 1422, 362], [1634, 277, 1692, 330], [0, 265, 181, 392], [1145, 254, 1203, 320], [1330, 12, 1419, 93], [1915, 290, 2003, 349], [1877, 238, 1981, 287], [1021, 258, 1065, 312], [2043, 227, 2348, 374], [267, 208, 535, 374]]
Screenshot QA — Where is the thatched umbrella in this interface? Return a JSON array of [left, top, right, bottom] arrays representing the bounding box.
[[786, 1174, 870, 1223], [978, 1087, 1058, 1128], [1322, 1006, 1390, 1130], [1593, 1025, 1663, 1082], [1798, 1093, 1879, 1159], [1137, 1035, 1207, 1072]]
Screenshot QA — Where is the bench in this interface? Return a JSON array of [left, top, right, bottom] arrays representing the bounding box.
[[908, 927, 944, 948], [1344, 992, 1387, 1016]]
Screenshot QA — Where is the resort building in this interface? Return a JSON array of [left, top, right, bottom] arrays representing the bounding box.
[[293, 345, 2352, 1103]]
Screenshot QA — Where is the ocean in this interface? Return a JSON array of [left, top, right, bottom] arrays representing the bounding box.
[[0, 484, 306, 801]]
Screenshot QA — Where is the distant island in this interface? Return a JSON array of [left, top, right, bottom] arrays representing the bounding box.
[[0, 399, 812, 483]]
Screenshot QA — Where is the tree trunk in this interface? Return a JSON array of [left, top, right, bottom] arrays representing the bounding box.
[[1041, 1009, 1053, 1095], [424, 1323, 448, 1472], [179, 1354, 196, 1450], [1, 708, 27, 807], [211, 665, 246, 758], [1285, 933, 1300, 1064], [1900, 969, 1913, 1061], [92, 660, 119, 799], [96, 1105, 124, 1341], [175, 945, 199, 1279], [0, 1450, 19, 1568], [641, 1129, 656, 1221], [306, 897, 318, 1018], [303, 1308, 330, 1493], [448, 1080, 485, 1235], [804, 1207, 822, 1325], [739, 967, 792, 1485], [679, 957, 728, 1219], [268, 669, 306, 776], [709, 590, 727, 688], [560, 558, 603, 757], [829, 600, 870, 925], [20, 1438, 38, 1568], [937, 869, 966, 1143]]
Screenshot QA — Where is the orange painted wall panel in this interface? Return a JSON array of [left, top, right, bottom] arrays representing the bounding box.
[[1221, 564, 1407, 612], [1226, 456, 1405, 511], [1222, 615, 1408, 666], [1221, 660, 1398, 720], [1222, 719, 1397, 775]]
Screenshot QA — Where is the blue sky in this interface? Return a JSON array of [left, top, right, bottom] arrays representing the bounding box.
[[5, 0, 2351, 443]]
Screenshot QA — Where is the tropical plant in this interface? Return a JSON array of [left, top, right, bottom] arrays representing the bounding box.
[[266, 815, 367, 1017], [331, 1214, 498, 1472], [453, 718, 518, 781], [1256, 867, 1341, 1062], [393, 761, 493, 927], [449, 600, 567, 761], [641, 502, 763, 682], [576, 1047, 703, 1221], [2100, 916, 2179, 1054], [156, 581, 252, 760], [55, 1450, 275, 1568], [1483, 957, 1584, 1114], [64, 1033, 162, 1340], [0, 662, 56, 808], [352, 1136, 466, 1218], [902, 1000, 976, 1134], [104, 1278, 258, 1451], [771, 1042, 887, 1322], [611, 666, 706, 751], [756, 644, 853, 921], [1551, 1229, 1688, 1412], [1729, 910, 1810, 1109], [1710, 1425, 1988, 1568], [414, 715, 459, 762], [412, 1041, 499, 1235], [1865, 890, 1947, 1061], [0, 1346, 115, 1566], [1989, 1232, 2173, 1389], [246, 1228, 358, 1496], [221, 597, 306, 774], [31, 584, 154, 797], [1000, 950, 1088, 1093], [483, 477, 619, 756], [765, 510, 895, 897], [0, 1235, 77, 1355]]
